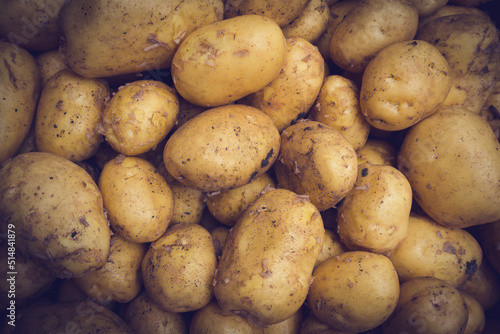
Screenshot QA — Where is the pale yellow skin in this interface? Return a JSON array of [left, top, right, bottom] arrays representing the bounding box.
[[142, 223, 217, 313], [224, 0, 309, 27], [307, 251, 400, 332], [171, 14, 287, 107], [329, 0, 419, 73], [36, 49, 69, 87], [314, 229, 348, 268], [124, 291, 188, 334], [462, 292, 486, 334], [98, 156, 174, 243], [282, 0, 330, 43], [163, 104, 280, 192], [360, 40, 452, 131], [102, 80, 179, 156], [59, 0, 224, 78], [418, 5, 490, 28], [356, 138, 397, 167], [0, 152, 111, 279], [416, 14, 500, 114], [309, 75, 370, 150], [262, 308, 305, 334], [382, 277, 469, 334], [388, 214, 483, 287], [274, 120, 358, 211], [337, 164, 412, 254], [73, 235, 148, 304], [0, 42, 41, 165], [238, 37, 325, 132], [169, 180, 206, 225], [409, 0, 448, 16], [214, 189, 325, 326], [397, 106, 500, 228], [458, 260, 500, 311], [206, 173, 276, 226], [35, 69, 109, 162]]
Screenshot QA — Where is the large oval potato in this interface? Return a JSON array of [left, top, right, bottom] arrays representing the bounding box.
[[171, 14, 287, 107]]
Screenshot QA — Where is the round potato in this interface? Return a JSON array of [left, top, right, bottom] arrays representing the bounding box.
[[171, 14, 287, 107], [0, 152, 111, 279], [35, 69, 109, 162], [101, 80, 179, 156], [360, 40, 452, 131], [281, 0, 330, 43], [98, 156, 174, 243], [356, 138, 397, 167], [163, 104, 280, 192], [224, 0, 309, 27], [36, 49, 69, 87]]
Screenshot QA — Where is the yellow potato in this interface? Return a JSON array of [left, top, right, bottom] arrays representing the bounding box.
[[169, 180, 206, 225], [281, 0, 330, 43], [409, 0, 448, 16], [418, 4, 490, 28], [356, 138, 397, 167], [458, 260, 500, 311], [314, 229, 348, 268], [224, 0, 309, 27], [462, 292, 486, 334], [36, 49, 69, 87], [262, 307, 305, 334], [211, 226, 230, 259], [171, 14, 287, 107]]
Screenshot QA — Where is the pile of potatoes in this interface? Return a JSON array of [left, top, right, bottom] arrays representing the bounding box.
[[1, 0, 500, 333]]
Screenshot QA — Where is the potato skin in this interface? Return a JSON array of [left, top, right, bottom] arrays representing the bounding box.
[[356, 139, 397, 167], [281, 0, 330, 43], [214, 188, 324, 326], [224, 0, 309, 27]]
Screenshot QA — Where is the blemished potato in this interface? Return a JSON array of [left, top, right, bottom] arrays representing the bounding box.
[[124, 291, 188, 334], [142, 223, 217, 313], [462, 292, 486, 334], [416, 14, 500, 114], [308, 75, 370, 151], [360, 40, 452, 131], [388, 214, 483, 287], [214, 188, 324, 326], [409, 0, 448, 16], [73, 235, 148, 304], [382, 277, 469, 334], [273, 120, 358, 211], [206, 173, 276, 226], [314, 229, 348, 268], [337, 163, 412, 254], [101, 80, 179, 156], [0, 41, 41, 165], [238, 36, 325, 132], [59, 0, 224, 78], [281, 0, 330, 43], [98, 156, 174, 243], [307, 251, 400, 332], [35, 69, 109, 162], [169, 180, 206, 225], [0, 152, 111, 279], [356, 139, 397, 167], [224, 0, 309, 27], [329, 0, 419, 73], [459, 260, 500, 311], [36, 49, 69, 87], [171, 14, 287, 107], [397, 106, 500, 228], [163, 104, 280, 193]]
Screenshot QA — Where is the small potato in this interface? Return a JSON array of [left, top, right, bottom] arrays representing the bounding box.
[[163, 104, 280, 192], [35, 69, 109, 162], [356, 138, 397, 167], [274, 120, 358, 211], [142, 223, 217, 313], [388, 214, 483, 287], [459, 260, 500, 311], [382, 277, 469, 334], [238, 36, 325, 132], [409, 0, 448, 16], [169, 180, 206, 225], [309, 75, 370, 150], [282, 0, 330, 43], [211, 226, 230, 259], [360, 40, 452, 131], [171, 14, 287, 107], [418, 4, 490, 28], [307, 251, 400, 332], [462, 292, 486, 334], [224, 0, 309, 27], [263, 307, 305, 334], [300, 312, 355, 334], [102, 80, 179, 156], [36, 49, 69, 87], [98, 156, 174, 243], [314, 229, 348, 268]]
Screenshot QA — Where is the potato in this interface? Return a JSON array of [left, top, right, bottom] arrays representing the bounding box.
[[388, 214, 483, 287], [142, 223, 217, 312], [163, 104, 280, 192], [35, 69, 109, 162], [0, 152, 111, 278], [59, 0, 224, 78], [171, 14, 287, 107], [98, 156, 174, 243], [418, 4, 490, 28], [409, 0, 448, 16], [329, 0, 419, 73], [459, 260, 500, 311], [307, 251, 400, 332], [462, 292, 486, 334], [36, 49, 69, 87], [397, 106, 500, 228], [309, 75, 370, 150], [273, 120, 358, 211], [101, 80, 179, 156], [214, 188, 324, 326], [356, 139, 397, 167], [211, 225, 230, 259], [382, 277, 469, 334], [337, 163, 412, 254], [124, 291, 188, 334], [0, 41, 41, 165], [360, 40, 452, 131], [416, 14, 500, 114], [281, 0, 330, 43], [478, 220, 500, 275], [224, 0, 309, 27], [238, 36, 325, 132], [169, 180, 206, 225], [0, 0, 65, 52], [73, 235, 147, 304], [263, 307, 305, 334], [314, 229, 348, 268]]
